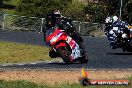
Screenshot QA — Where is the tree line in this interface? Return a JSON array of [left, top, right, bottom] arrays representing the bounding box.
[[2, 0, 132, 24]]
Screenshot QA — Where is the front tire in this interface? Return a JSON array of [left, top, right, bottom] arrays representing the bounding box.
[[49, 50, 58, 58], [57, 47, 73, 64]]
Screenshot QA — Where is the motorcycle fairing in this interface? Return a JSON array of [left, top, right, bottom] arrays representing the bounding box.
[[56, 42, 66, 49], [46, 28, 81, 59], [66, 36, 81, 59], [46, 28, 66, 45]]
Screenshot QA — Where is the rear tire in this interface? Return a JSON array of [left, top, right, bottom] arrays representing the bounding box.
[[57, 47, 73, 64]]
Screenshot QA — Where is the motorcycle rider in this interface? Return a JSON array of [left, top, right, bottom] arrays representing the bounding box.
[[44, 9, 84, 57], [104, 16, 113, 39], [104, 15, 130, 49]]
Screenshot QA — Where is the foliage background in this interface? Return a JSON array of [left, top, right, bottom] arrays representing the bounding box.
[[2, 0, 132, 23]]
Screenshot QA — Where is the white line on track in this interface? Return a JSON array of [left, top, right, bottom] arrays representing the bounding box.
[[17, 64, 24, 66], [30, 63, 37, 65], [2, 65, 7, 66]]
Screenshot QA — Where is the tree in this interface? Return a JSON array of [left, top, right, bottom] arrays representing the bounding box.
[[84, 3, 108, 22], [16, 0, 72, 17], [106, 0, 132, 23], [122, 0, 132, 23], [106, 0, 120, 15], [1, 0, 15, 9], [62, 0, 85, 21]]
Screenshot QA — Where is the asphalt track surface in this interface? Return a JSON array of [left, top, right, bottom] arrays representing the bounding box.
[[0, 30, 132, 70]]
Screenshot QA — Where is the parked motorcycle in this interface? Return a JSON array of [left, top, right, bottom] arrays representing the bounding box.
[[45, 27, 88, 64]]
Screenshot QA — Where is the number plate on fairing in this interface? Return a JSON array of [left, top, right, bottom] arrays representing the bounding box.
[[67, 36, 81, 59]]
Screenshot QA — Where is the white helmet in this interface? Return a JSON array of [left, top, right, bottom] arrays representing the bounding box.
[[54, 10, 61, 15], [112, 16, 118, 22], [105, 17, 112, 23]]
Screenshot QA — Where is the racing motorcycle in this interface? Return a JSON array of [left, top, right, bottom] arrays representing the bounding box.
[[45, 27, 88, 64], [115, 26, 132, 52]]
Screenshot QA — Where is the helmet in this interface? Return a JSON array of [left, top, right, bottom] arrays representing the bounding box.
[[112, 16, 118, 23], [45, 13, 55, 29], [105, 17, 112, 23], [54, 10, 61, 15]]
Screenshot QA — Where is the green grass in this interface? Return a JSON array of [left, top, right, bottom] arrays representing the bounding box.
[[0, 79, 131, 88], [0, 80, 49, 88], [0, 41, 52, 64]]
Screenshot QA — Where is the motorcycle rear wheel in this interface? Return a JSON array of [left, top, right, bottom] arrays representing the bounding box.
[[57, 47, 73, 64]]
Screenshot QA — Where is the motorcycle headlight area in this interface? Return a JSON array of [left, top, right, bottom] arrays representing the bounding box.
[[50, 33, 62, 43], [50, 36, 58, 43], [50, 33, 63, 43]]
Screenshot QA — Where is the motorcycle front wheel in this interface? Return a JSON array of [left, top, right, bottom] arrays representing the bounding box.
[[57, 46, 73, 64]]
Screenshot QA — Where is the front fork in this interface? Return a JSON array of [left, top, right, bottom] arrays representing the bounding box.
[[49, 46, 57, 52]]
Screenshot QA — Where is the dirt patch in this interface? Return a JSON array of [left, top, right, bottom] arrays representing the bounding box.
[[0, 70, 132, 85], [89, 30, 105, 37]]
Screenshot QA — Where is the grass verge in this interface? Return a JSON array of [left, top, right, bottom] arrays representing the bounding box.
[[0, 79, 131, 88], [0, 41, 52, 64], [89, 29, 105, 37], [1, 70, 132, 88]]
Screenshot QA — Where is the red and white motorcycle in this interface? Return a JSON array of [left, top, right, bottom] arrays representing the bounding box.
[[45, 27, 88, 64]]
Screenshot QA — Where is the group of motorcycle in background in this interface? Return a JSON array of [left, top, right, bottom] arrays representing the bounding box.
[[43, 9, 132, 64]]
